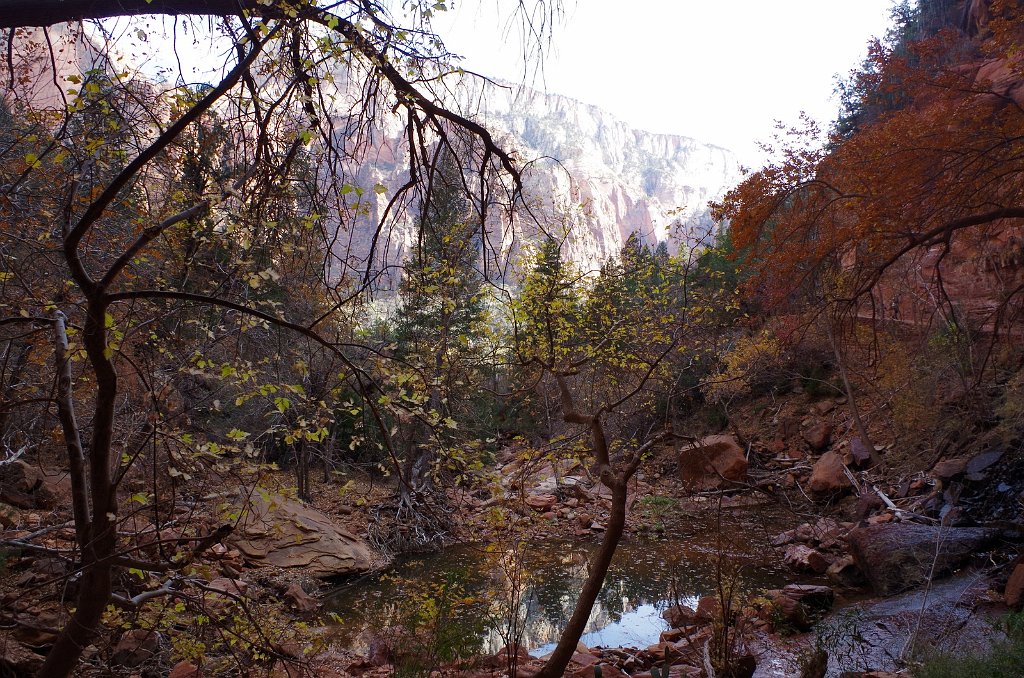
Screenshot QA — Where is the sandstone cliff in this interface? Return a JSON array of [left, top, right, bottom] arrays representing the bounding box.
[[343, 78, 741, 288]]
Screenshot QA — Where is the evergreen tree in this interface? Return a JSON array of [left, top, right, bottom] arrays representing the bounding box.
[[390, 150, 487, 503], [394, 152, 483, 358]]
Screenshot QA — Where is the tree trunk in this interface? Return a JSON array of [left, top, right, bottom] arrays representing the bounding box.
[[535, 478, 628, 678], [295, 439, 310, 501], [827, 321, 883, 468], [0, 339, 30, 443], [37, 559, 114, 678], [39, 300, 119, 678], [51, 312, 91, 553]]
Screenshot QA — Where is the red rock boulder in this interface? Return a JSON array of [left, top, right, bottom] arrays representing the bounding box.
[[802, 422, 833, 452], [783, 544, 830, 574], [808, 452, 851, 497], [678, 435, 748, 490], [848, 523, 1001, 596]]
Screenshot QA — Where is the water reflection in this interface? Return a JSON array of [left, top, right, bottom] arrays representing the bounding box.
[[326, 527, 788, 656]]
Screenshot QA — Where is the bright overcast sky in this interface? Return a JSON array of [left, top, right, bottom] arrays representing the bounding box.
[[119, 1, 899, 169], [435, 0, 899, 167]]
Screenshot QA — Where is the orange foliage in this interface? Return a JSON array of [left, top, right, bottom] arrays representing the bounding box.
[[717, 2, 1024, 331]]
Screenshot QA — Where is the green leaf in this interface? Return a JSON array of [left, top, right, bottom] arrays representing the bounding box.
[[226, 428, 249, 441]]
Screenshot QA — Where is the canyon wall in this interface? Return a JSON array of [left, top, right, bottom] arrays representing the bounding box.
[[343, 79, 741, 288]]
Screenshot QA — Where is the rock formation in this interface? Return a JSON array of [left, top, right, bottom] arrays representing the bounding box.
[[5, 25, 741, 290], [228, 491, 375, 577], [342, 78, 741, 288]]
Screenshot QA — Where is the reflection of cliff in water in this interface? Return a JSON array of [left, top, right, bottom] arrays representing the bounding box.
[[326, 527, 789, 655]]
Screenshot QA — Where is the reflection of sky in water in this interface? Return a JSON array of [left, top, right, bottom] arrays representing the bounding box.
[[532, 603, 664, 657]]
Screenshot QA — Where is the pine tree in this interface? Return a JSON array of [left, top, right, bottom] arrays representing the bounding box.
[[390, 151, 486, 502]]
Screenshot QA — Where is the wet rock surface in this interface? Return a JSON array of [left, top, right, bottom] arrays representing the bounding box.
[[824, 572, 1003, 675]]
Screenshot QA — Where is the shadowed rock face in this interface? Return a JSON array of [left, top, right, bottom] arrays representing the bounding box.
[[963, 0, 991, 35], [847, 523, 1000, 596]]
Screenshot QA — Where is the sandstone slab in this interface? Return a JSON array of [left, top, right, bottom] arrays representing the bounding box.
[[229, 492, 374, 578], [526, 493, 557, 512]]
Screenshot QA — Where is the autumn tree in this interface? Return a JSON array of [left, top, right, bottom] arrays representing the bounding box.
[[391, 152, 484, 485], [720, 1, 1024, 327]]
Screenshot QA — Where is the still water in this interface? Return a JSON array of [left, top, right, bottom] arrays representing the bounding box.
[[326, 510, 791, 656]]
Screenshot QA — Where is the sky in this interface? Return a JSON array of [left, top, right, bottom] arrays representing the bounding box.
[[112, 0, 900, 169], [434, 0, 900, 167]]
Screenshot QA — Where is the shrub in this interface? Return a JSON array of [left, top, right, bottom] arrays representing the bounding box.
[[913, 611, 1024, 678]]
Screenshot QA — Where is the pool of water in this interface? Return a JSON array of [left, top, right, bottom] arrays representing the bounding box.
[[325, 509, 793, 656]]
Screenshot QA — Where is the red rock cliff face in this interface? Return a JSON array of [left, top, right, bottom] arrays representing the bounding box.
[[866, 228, 1024, 334], [962, 0, 991, 35], [2, 25, 112, 112], [966, 0, 1024, 107], [5, 26, 740, 293], [944, 2, 1024, 331]]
